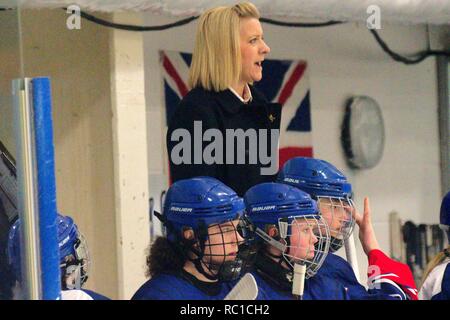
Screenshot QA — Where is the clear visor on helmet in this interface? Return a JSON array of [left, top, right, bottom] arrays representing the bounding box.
[[61, 232, 90, 290], [317, 196, 355, 251], [279, 215, 330, 279]]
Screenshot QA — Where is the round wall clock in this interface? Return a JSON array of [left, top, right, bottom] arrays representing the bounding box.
[[341, 96, 385, 169]]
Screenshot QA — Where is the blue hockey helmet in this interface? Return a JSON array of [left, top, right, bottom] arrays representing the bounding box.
[[7, 213, 90, 289], [244, 182, 320, 229], [159, 176, 248, 281], [278, 157, 356, 252], [244, 182, 330, 278], [163, 176, 246, 233], [440, 191, 450, 241], [277, 157, 352, 199]]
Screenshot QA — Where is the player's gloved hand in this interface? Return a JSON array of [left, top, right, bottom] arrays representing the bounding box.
[[354, 197, 380, 256]]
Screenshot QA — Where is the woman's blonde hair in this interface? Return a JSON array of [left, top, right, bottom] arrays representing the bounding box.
[[420, 246, 450, 288], [188, 2, 260, 92]]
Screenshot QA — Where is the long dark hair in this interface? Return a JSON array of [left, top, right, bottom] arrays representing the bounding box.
[[145, 236, 187, 278]]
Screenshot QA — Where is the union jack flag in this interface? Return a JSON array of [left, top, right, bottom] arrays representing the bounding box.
[[161, 50, 313, 172]]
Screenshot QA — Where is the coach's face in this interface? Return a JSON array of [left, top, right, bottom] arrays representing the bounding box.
[[239, 17, 270, 84]]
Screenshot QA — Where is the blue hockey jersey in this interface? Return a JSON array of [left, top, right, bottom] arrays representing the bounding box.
[[250, 249, 418, 300], [131, 272, 231, 300], [252, 271, 350, 300], [248, 252, 350, 300], [317, 250, 418, 300]]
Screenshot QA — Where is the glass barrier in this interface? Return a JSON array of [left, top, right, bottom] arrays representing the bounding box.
[[0, 3, 23, 300]]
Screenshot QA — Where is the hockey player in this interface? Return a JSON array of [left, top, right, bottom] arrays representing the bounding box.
[[7, 213, 109, 300], [132, 176, 250, 300], [419, 191, 450, 300], [278, 157, 418, 300], [244, 182, 352, 299]]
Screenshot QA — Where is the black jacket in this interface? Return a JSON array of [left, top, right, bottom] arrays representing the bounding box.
[[166, 85, 282, 196]]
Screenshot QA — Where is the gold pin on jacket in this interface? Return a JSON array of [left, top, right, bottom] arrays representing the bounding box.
[[268, 114, 276, 123]]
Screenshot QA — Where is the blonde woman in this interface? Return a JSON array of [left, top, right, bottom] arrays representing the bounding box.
[[167, 2, 281, 196], [419, 191, 450, 300]]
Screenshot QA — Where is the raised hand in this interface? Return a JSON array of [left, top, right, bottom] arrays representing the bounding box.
[[354, 197, 380, 256]]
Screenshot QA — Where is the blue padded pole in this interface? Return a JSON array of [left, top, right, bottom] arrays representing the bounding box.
[[32, 77, 60, 300]]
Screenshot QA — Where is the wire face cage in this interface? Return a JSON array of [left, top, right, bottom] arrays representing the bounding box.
[[193, 215, 254, 282], [61, 232, 91, 290], [317, 196, 355, 252], [280, 214, 330, 279]]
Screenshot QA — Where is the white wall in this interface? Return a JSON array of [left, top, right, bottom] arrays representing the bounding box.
[[142, 14, 443, 287], [110, 12, 150, 299]]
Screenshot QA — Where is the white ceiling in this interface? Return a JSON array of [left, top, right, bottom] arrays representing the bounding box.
[[15, 0, 450, 25]]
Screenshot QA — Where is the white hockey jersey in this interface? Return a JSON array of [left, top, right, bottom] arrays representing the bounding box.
[[419, 258, 450, 300]]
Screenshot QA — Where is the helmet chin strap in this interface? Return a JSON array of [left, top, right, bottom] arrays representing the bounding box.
[[256, 224, 293, 271], [192, 257, 219, 281], [329, 237, 344, 252], [190, 249, 244, 282], [266, 250, 291, 270], [264, 231, 294, 274], [256, 250, 293, 291]]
